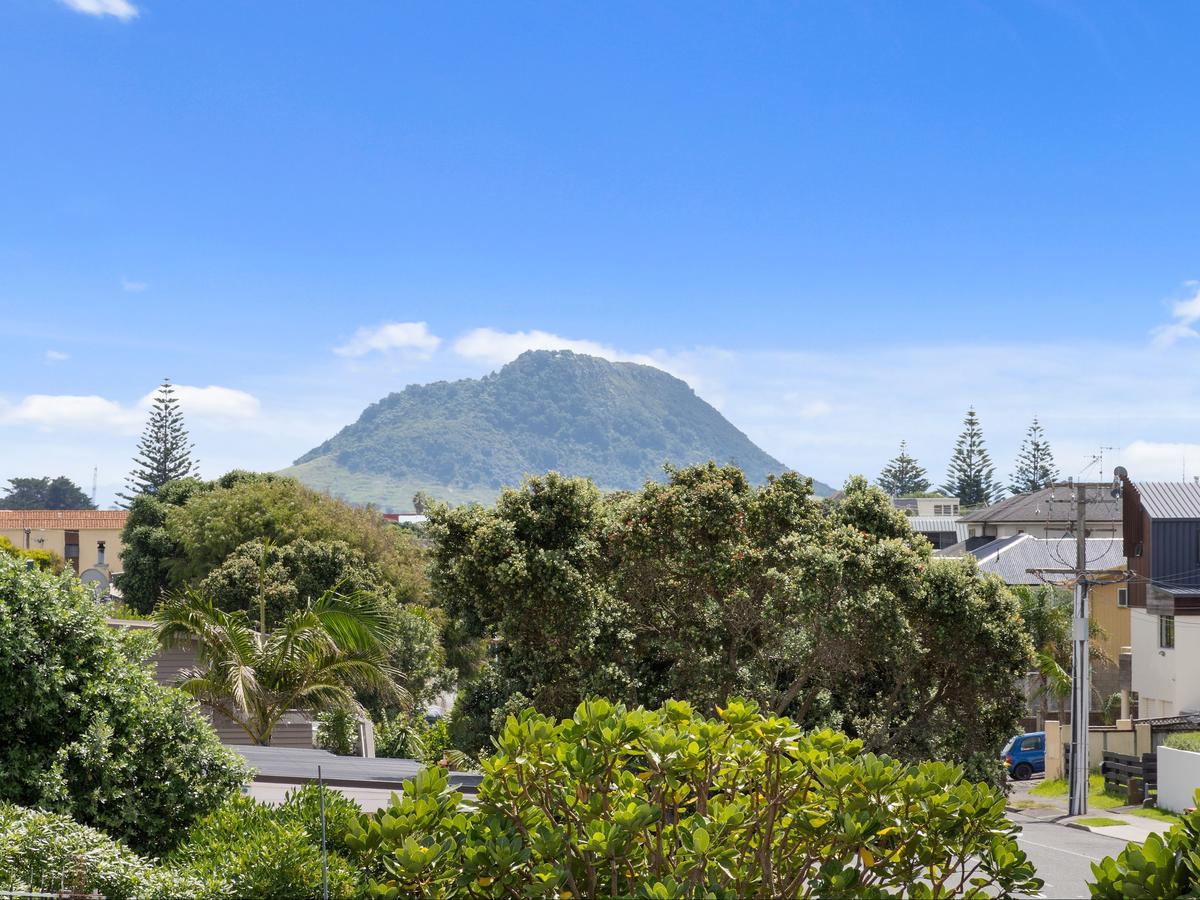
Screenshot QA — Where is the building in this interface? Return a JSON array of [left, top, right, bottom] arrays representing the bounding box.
[[892, 496, 962, 517], [0, 509, 127, 575], [958, 484, 1122, 541], [905, 516, 968, 550], [938, 534, 1130, 707], [1118, 475, 1200, 718]]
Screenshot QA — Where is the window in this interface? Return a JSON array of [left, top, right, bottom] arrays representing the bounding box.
[[1118, 588, 1128, 608], [1160, 614, 1175, 649], [1019, 736, 1042, 752]]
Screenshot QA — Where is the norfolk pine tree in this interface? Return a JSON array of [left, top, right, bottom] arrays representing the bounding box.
[[118, 379, 199, 506], [1010, 416, 1059, 495], [942, 407, 1002, 507], [876, 440, 931, 496]]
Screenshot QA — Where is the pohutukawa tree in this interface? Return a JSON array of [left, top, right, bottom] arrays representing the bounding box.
[[942, 407, 1003, 507], [118, 379, 199, 506], [876, 440, 931, 496], [1010, 416, 1059, 495]]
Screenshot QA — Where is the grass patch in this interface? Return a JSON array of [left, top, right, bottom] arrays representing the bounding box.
[[1027, 774, 1124, 807], [1029, 778, 1067, 797], [1008, 799, 1059, 810], [1130, 806, 1183, 823], [1075, 817, 1127, 828]]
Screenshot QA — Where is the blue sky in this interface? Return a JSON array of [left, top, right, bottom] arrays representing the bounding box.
[[5, 0, 1200, 505]]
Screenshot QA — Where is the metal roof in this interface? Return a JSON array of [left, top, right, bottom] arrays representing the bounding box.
[[232, 745, 483, 794], [907, 516, 969, 541], [1132, 481, 1200, 520], [958, 485, 1121, 524], [939, 535, 1125, 585], [0, 509, 128, 530]]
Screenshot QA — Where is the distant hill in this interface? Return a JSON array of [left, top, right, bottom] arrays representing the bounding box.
[[284, 350, 833, 508]]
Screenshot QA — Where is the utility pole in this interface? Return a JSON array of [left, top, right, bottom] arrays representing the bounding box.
[[1068, 478, 1090, 816]]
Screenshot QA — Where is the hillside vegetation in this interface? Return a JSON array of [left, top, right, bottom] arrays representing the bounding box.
[[287, 350, 830, 507]]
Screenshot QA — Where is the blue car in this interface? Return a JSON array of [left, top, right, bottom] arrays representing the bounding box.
[[1002, 731, 1045, 780]]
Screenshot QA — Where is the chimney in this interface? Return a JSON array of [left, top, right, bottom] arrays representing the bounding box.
[[96, 541, 106, 567]]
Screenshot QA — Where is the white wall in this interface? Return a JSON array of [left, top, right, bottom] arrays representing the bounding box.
[[1176, 617, 1200, 713], [1132, 608, 1176, 715], [1157, 746, 1200, 814]]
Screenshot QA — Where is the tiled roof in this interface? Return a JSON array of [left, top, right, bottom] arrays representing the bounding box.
[[958, 484, 1122, 524], [0, 510, 128, 530], [938, 535, 1125, 585], [1132, 481, 1200, 520]]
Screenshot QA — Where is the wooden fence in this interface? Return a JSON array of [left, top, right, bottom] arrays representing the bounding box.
[[1100, 750, 1157, 796]]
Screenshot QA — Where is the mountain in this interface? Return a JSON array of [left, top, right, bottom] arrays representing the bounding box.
[[284, 350, 833, 508]]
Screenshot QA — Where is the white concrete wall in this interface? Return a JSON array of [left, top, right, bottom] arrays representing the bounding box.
[[1176, 617, 1200, 713], [1131, 608, 1176, 714], [1157, 746, 1200, 814]]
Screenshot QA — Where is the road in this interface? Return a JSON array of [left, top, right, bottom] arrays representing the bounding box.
[[1012, 814, 1130, 898]]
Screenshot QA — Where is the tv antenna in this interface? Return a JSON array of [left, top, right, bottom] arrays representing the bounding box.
[[1079, 446, 1118, 478]]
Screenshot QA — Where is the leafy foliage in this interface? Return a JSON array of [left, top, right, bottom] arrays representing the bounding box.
[[1010, 417, 1059, 495], [1164, 732, 1200, 753], [118, 379, 200, 506], [155, 589, 403, 745], [876, 440, 931, 495], [0, 475, 95, 509], [290, 349, 833, 503], [166, 792, 361, 899], [431, 465, 1033, 774], [0, 554, 246, 854], [0, 803, 197, 900], [0, 534, 63, 571], [115, 471, 427, 615], [1089, 791, 1200, 898], [942, 407, 1003, 507], [343, 698, 1043, 898]]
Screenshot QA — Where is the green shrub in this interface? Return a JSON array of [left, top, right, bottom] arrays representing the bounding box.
[[1164, 731, 1200, 754], [0, 555, 246, 854], [375, 710, 428, 759], [0, 803, 199, 900], [0, 534, 62, 571], [167, 794, 361, 899], [1089, 791, 1200, 897], [317, 706, 361, 756], [277, 784, 363, 859], [343, 697, 1043, 897]]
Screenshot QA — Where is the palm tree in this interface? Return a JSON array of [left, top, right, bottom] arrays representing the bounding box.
[[155, 589, 406, 745]]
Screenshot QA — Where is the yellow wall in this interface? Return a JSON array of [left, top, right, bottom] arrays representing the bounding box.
[[1, 527, 125, 573], [1089, 579, 1131, 664]]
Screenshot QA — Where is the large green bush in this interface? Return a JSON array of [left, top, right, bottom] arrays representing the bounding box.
[[0, 554, 246, 853], [1089, 791, 1200, 897], [343, 698, 1043, 897], [166, 791, 361, 899], [1164, 731, 1200, 753]]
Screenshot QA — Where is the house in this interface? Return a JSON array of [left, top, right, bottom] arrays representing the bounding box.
[[938, 534, 1130, 706], [1117, 474, 1200, 718], [892, 496, 962, 517], [958, 484, 1122, 541], [0, 509, 127, 575]]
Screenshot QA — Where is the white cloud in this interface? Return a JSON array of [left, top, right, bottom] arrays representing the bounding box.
[[334, 322, 441, 359], [0, 384, 261, 433], [121, 277, 148, 292], [0, 394, 134, 430], [44, 350, 70, 363], [139, 385, 261, 422], [453, 327, 626, 366], [60, 0, 138, 20], [1151, 282, 1200, 348], [1119, 441, 1200, 481]]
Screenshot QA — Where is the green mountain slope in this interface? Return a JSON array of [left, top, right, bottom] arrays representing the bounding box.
[[284, 350, 832, 508]]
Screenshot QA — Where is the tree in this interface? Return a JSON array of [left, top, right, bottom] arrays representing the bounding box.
[[876, 440, 931, 496], [0, 553, 246, 854], [429, 465, 1034, 776], [118, 379, 199, 506], [942, 407, 1003, 506], [343, 699, 1043, 898], [154, 589, 404, 745], [0, 476, 95, 509], [1010, 416, 1059, 495]]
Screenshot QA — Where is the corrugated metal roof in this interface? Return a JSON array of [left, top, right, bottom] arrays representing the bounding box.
[[232, 745, 482, 793], [0, 509, 128, 530], [908, 516, 970, 543], [943, 535, 1126, 585], [1132, 481, 1200, 519], [958, 484, 1121, 524]]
